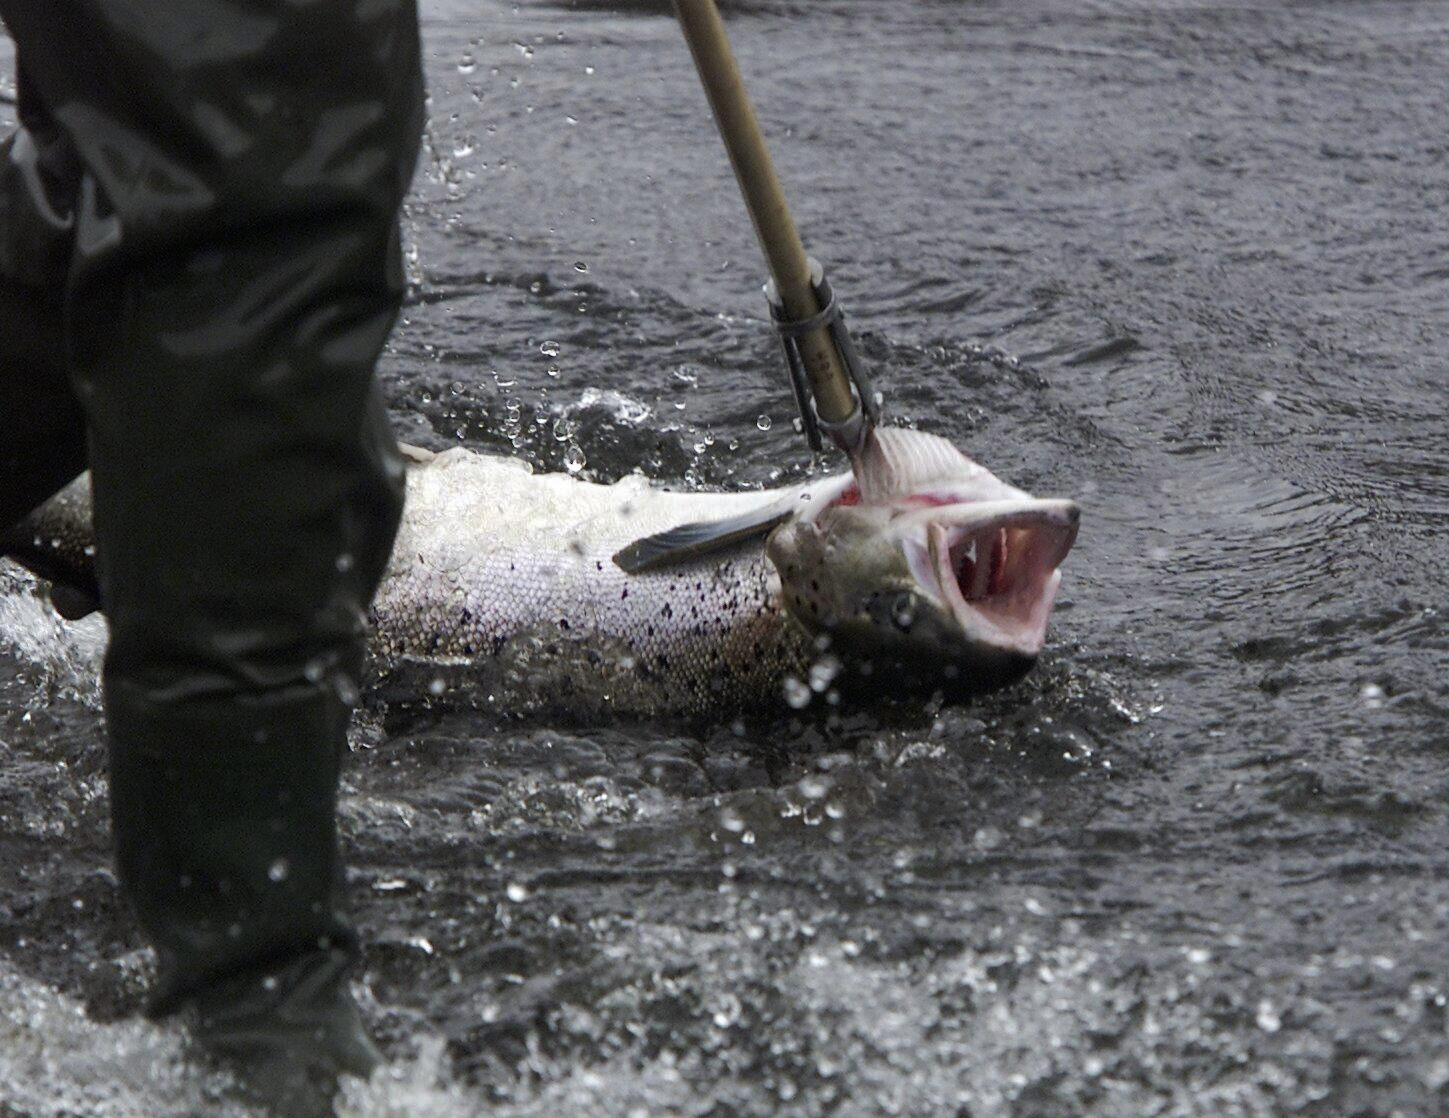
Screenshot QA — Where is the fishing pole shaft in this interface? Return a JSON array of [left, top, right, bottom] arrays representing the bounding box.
[[672, 0, 876, 455]]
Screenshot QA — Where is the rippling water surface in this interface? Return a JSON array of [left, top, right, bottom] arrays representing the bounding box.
[[1, 2, 1447, 1115]]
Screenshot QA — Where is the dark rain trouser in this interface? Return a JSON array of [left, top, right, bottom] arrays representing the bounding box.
[[0, 4, 424, 1013]]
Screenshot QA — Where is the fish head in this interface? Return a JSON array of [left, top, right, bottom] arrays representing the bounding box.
[[766, 427, 1079, 693]]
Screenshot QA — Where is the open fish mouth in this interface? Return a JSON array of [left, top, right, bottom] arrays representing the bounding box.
[[908, 499, 1080, 658]]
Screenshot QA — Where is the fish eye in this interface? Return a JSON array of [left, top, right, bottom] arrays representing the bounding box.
[[890, 592, 917, 631]]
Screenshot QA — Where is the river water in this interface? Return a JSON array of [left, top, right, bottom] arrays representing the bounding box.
[[1, 2, 1446, 1115]]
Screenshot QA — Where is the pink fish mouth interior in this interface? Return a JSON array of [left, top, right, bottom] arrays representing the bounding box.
[[920, 501, 1079, 657]]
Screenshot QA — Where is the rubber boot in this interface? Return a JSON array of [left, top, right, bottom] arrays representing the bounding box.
[[0, 4, 426, 1111], [108, 683, 383, 1115]]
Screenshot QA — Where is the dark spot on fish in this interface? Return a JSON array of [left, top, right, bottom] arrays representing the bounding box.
[[558, 618, 570, 631]]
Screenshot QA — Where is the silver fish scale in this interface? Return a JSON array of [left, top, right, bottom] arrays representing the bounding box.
[[370, 448, 815, 719]]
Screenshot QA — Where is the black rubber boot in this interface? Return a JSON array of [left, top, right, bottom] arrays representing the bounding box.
[[107, 680, 386, 1114], [0, 3, 425, 1108], [190, 950, 382, 1117]]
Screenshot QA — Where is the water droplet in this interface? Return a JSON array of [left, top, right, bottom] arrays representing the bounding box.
[[973, 825, 1005, 851], [756, 414, 773, 431], [808, 654, 841, 693], [428, 677, 448, 696], [782, 675, 811, 709], [303, 659, 326, 684], [1256, 999, 1282, 1033], [457, 54, 477, 74], [505, 881, 530, 902], [335, 552, 354, 573], [798, 774, 832, 801], [1360, 682, 1385, 709], [573, 261, 589, 273], [563, 444, 587, 474], [452, 137, 476, 158], [719, 805, 746, 833], [334, 674, 359, 706], [584, 65, 596, 75], [540, 340, 561, 357], [267, 858, 289, 883]]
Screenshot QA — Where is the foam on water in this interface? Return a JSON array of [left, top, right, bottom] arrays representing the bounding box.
[[0, 567, 105, 706], [0, 958, 247, 1118]]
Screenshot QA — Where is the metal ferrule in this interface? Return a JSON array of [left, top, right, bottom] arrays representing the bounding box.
[[765, 257, 881, 457]]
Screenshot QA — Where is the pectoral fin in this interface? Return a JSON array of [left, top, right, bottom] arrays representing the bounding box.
[[613, 500, 793, 573]]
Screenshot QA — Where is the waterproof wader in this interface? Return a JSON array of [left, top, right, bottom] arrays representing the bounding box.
[[0, 0, 424, 1098]]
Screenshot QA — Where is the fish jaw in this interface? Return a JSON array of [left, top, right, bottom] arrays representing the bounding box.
[[903, 498, 1080, 660]]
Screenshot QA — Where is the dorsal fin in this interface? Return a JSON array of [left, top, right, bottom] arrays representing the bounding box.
[[612, 498, 793, 573], [855, 426, 981, 504]]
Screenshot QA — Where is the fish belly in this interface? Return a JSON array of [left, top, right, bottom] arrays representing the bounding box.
[[369, 449, 812, 719]]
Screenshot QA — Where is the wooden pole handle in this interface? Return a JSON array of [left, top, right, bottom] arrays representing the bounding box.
[[673, 0, 857, 427]]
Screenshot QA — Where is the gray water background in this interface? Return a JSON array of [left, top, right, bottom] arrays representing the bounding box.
[[0, 1, 1446, 1114]]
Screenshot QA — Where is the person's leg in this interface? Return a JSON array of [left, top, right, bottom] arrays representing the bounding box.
[[0, 0, 425, 1100], [0, 71, 88, 528]]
